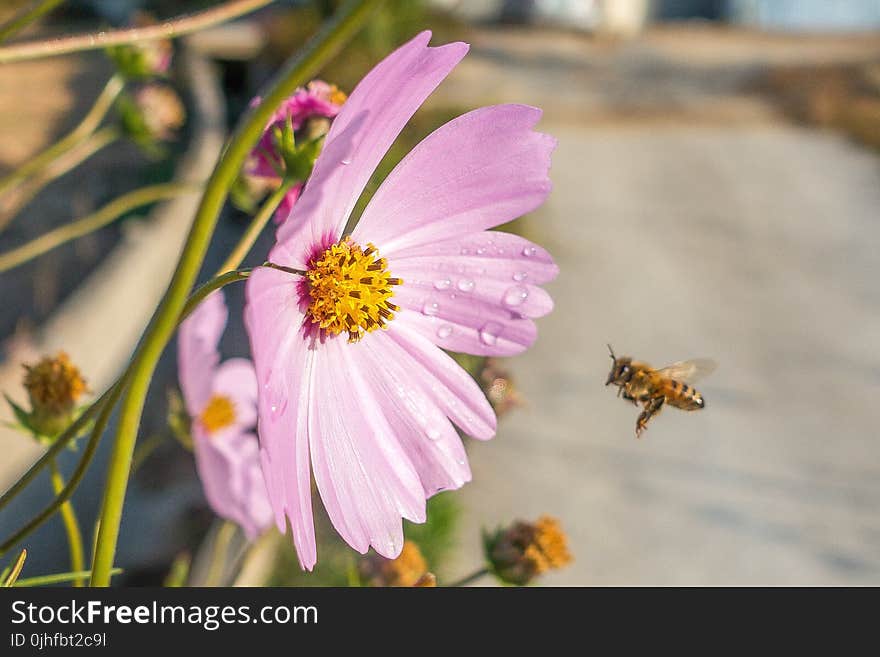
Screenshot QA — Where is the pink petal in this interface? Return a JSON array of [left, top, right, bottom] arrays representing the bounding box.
[[351, 331, 473, 495], [308, 336, 425, 558], [177, 291, 226, 417], [212, 357, 258, 432], [193, 428, 273, 541], [389, 231, 559, 284], [244, 266, 317, 569], [352, 104, 555, 254], [385, 320, 496, 440], [391, 249, 555, 322], [391, 297, 538, 357], [270, 31, 468, 270]]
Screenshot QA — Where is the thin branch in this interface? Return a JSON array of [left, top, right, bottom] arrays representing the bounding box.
[[0, 182, 201, 274], [0, 74, 124, 197], [0, 0, 66, 45], [0, 126, 121, 232], [0, 0, 275, 64]]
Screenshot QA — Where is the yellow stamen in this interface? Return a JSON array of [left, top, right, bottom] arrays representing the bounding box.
[[327, 85, 347, 106], [305, 238, 401, 342], [200, 395, 236, 434]]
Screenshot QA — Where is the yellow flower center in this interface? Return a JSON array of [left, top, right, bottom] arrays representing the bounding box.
[[305, 238, 401, 342], [200, 394, 236, 434]]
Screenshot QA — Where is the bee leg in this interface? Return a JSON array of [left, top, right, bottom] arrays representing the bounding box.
[[621, 389, 638, 406], [635, 397, 664, 438]]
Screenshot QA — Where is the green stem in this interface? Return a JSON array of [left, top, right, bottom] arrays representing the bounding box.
[[2, 550, 27, 586], [0, 0, 275, 64], [0, 386, 120, 557], [204, 520, 237, 586], [0, 126, 121, 231], [0, 182, 200, 274], [0, 388, 112, 513], [0, 0, 66, 44], [14, 568, 122, 587], [49, 460, 85, 586], [0, 269, 249, 525], [0, 74, 124, 197], [217, 178, 294, 275], [448, 567, 490, 587], [90, 0, 382, 588]]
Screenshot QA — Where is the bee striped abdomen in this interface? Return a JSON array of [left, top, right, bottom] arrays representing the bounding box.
[[665, 380, 704, 411]]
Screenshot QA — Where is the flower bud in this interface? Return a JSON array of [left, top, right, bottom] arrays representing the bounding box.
[[479, 358, 523, 418], [106, 14, 172, 79], [18, 352, 89, 438], [119, 84, 185, 154], [484, 516, 572, 586], [359, 540, 432, 587]]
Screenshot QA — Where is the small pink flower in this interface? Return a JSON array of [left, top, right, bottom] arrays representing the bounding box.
[[245, 32, 557, 569], [178, 291, 272, 540], [246, 81, 345, 181]]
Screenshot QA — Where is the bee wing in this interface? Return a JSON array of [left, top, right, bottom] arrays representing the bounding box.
[[655, 359, 717, 384]]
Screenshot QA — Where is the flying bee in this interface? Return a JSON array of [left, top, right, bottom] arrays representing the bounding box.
[[605, 345, 716, 437]]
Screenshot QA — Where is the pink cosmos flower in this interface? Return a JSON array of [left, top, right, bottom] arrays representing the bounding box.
[[244, 32, 557, 569], [178, 291, 272, 540]]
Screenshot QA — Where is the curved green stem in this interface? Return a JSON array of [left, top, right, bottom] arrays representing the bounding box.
[[0, 126, 121, 231], [0, 0, 66, 45], [204, 520, 237, 586], [2, 550, 27, 586], [0, 268, 249, 525], [0, 388, 113, 513], [49, 460, 85, 586], [217, 178, 294, 275], [0, 0, 275, 64], [0, 182, 200, 274], [90, 0, 383, 587], [14, 567, 122, 587], [0, 74, 124, 198], [0, 386, 119, 557], [448, 567, 490, 587]]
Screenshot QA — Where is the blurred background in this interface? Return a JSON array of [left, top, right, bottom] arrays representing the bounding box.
[[1, 0, 879, 585]]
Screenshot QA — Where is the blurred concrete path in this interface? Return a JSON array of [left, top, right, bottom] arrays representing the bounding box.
[[447, 27, 880, 585]]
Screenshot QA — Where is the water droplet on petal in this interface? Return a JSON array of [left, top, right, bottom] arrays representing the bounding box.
[[461, 247, 471, 255], [422, 301, 440, 316], [341, 157, 351, 165], [513, 271, 528, 281], [522, 246, 537, 257], [479, 321, 504, 346], [476, 247, 486, 255], [437, 324, 453, 339], [457, 278, 475, 293], [503, 285, 529, 308], [434, 278, 452, 290], [426, 426, 441, 441]]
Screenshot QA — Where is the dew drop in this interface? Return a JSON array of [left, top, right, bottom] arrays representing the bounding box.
[[522, 246, 537, 257], [436, 324, 453, 339], [457, 278, 475, 293], [434, 277, 452, 290], [476, 247, 486, 255], [341, 157, 351, 165], [426, 427, 442, 441], [422, 300, 440, 316], [479, 321, 504, 346], [503, 285, 529, 307], [513, 271, 528, 282], [460, 247, 471, 255]]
